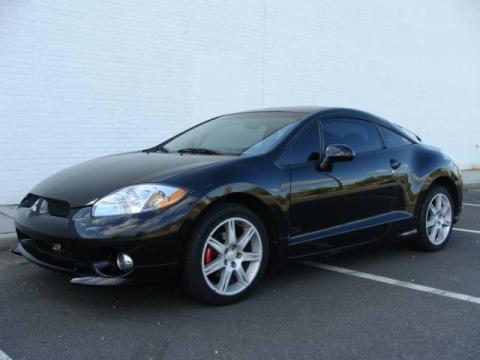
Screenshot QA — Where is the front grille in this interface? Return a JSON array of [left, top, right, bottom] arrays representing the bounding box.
[[47, 199, 70, 217], [23, 239, 76, 271], [17, 227, 75, 261], [18, 194, 71, 218], [19, 194, 39, 208], [33, 237, 73, 260]]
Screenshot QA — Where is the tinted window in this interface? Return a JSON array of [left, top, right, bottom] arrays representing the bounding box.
[[322, 119, 382, 154], [392, 123, 421, 142], [164, 112, 305, 155], [242, 120, 301, 156], [283, 122, 320, 165], [378, 126, 412, 148]]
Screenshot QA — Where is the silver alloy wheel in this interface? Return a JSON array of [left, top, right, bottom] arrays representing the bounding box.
[[201, 217, 263, 296], [426, 193, 453, 245]]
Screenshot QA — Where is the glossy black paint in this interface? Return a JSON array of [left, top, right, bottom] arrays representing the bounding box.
[[319, 144, 356, 170], [15, 107, 463, 278]]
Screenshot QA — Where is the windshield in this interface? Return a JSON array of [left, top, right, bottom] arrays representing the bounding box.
[[163, 112, 306, 155]]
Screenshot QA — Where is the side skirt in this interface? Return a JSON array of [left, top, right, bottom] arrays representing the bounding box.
[[289, 211, 413, 247]]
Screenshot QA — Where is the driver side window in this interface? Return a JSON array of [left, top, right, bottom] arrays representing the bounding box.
[[282, 122, 321, 165]]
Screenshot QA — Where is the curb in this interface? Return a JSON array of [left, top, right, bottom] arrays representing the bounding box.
[[0, 233, 17, 253], [465, 184, 480, 192]]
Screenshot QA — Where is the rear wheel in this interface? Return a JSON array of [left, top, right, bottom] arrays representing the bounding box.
[[414, 186, 453, 251], [182, 204, 268, 305]]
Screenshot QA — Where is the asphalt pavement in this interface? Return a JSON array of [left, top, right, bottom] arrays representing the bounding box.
[[1, 192, 480, 359]]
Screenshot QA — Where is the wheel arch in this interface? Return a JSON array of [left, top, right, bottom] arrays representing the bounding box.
[[179, 190, 289, 265], [415, 175, 461, 220]]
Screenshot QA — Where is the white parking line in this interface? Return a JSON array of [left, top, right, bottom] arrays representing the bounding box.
[[302, 261, 480, 305], [454, 228, 480, 235], [463, 203, 480, 207], [0, 349, 12, 360]]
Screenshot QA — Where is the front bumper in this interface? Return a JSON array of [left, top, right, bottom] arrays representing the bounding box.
[[13, 243, 130, 285], [14, 202, 191, 278], [14, 242, 76, 273]]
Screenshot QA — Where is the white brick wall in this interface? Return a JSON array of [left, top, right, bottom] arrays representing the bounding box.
[[1, 0, 479, 204]]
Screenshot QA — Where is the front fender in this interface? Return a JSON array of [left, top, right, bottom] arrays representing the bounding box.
[[410, 147, 463, 219], [182, 182, 289, 238]]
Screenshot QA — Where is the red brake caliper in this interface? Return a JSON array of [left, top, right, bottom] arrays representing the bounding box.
[[204, 246, 216, 265]]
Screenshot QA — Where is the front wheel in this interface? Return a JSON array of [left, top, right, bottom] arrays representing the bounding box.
[[182, 204, 269, 305], [414, 186, 454, 251]]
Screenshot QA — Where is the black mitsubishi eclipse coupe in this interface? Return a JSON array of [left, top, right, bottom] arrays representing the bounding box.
[[14, 107, 463, 305]]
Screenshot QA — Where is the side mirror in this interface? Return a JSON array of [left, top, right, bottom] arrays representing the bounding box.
[[318, 144, 355, 170]]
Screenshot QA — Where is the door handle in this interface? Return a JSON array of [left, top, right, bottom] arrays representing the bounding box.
[[390, 159, 401, 169]]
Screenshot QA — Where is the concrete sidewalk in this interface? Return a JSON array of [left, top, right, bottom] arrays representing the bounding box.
[[463, 169, 480, 191], [0, 205, 15, 232], [1, 169, 479, 251], [0, 205, 16, 251]]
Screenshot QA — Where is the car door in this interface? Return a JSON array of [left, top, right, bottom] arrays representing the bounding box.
[[288, 117, 401, 258], [376, 124, 416, 213]]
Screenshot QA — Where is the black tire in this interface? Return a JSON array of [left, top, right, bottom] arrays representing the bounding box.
[[414, 186, 454, 251], [182, 203, 269, 305]]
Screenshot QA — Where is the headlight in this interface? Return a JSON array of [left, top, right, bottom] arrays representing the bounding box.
[[92, 184, 187, 217]]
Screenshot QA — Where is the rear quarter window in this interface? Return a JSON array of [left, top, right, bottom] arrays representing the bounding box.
[[378, 126, 413, 149]]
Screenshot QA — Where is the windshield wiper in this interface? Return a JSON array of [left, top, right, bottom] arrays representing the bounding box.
[[177, 147, 223, 155], [143, 145, 170, 153]]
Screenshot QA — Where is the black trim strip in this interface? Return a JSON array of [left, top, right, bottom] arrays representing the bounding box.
[[289, 211, 412, 246]]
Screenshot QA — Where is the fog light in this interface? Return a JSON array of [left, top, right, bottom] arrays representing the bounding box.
[[116, 253, 134, 271]]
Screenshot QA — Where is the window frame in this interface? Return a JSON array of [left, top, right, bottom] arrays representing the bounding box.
[[279, 119, 323, 167], [376, 124, 414, 150], [319, 117, 385, 157]]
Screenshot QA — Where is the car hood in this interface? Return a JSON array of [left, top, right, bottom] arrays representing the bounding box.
[[31, 151, 235, 207]]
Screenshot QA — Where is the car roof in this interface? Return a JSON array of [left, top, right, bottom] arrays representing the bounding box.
[[242, 106, 332, 114], [239, 106, 394, 128]]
